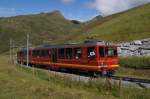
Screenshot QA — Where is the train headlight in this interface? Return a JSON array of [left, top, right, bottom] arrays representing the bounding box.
[[101, 65, 107, 67], [101, 62, 107, 67]]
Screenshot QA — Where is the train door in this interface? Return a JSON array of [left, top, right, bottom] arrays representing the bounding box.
[[99, 46, 106, 65], [51, 48, 57, 63]]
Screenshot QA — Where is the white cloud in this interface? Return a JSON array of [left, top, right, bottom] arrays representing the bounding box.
[[88, 0, 150, 16], [61, 0, 75, 4], [0, 8, 16, 14]]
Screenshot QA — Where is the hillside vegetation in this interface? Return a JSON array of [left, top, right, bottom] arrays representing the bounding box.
[[0, 55, 150, 99], [119, 57, 150, 69], [68, 3, 150, 43], [0, 11, 81, 53], [0, 4, 150, 53]]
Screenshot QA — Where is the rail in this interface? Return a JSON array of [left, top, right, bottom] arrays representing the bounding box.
[[110, 75, 150, 84]]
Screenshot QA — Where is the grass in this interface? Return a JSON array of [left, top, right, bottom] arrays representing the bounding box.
[[68, 3, 150, 43], [0, 11, 80, 53], [116, 57, 150, 79], [0, 55, 150, 99], [119, 57, 150, 69], [116, 67, 150, 80], [0, 56, 106, 99]]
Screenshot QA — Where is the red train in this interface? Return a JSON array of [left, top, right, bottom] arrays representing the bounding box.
[[17, 41, 119, 76]]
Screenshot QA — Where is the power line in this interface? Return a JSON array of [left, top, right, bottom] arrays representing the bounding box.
[[9, 33, 33, 66]]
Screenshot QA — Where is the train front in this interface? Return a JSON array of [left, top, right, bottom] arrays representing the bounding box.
[[98, 45, 119, 75]]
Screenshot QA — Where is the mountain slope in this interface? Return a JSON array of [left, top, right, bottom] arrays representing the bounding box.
[[68, 3, 150, 43], [0, 4, 150, 53], [0, 11, 81, 53]]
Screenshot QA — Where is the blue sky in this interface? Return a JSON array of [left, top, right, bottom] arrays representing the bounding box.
[[0, 0, 99, 21], [0, 0, 150, 21]]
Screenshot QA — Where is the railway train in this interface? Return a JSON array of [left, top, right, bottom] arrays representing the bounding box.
[[17, 41, 119, 76]]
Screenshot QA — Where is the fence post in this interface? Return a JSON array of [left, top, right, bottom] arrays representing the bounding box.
[[119, 78, 122, 97], [32, 65, 35, 76], [78, 75, 80, 82]]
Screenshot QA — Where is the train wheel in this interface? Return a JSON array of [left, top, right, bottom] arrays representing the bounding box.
[[107, 71, 115, 77], [101, 70, 107, 77], [88, 72, 99, 77], [93, 72, 98, 77]]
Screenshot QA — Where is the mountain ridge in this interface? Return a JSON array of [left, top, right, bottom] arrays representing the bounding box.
[[0, 10, 81, 53], [65, 3, 150, 43], [0, 3, 150, 53]]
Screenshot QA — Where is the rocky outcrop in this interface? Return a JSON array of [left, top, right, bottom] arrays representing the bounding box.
[[118, 38, 150, 57]]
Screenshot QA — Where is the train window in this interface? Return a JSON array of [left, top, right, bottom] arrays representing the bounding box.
[[39, 50, 42, 56], [32, 51, 34, 56], [23, 50, 27, 56], [35, 50, 37, 56], [41, 50, 46, 57], [106, 47, 117, 57], [45, 50, 49, 56], [48, 50, 51, 56], [37, 50, 40, 57], [40, 50, 44, 57], [34, 50, 36, 56], [87, 47, 96, 58], [35, 50, 38, 56], [37, 50, 39, 56], [58, 48, 65, 59], [38, 50, 41, 57], [99, 47, 105, 57], [74, 48, 82, 59], [43, 50, 48, 57], [66, 48, 73, 59]]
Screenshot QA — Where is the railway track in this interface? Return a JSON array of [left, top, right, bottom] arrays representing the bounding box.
[[110, 75, 150, 84], [19, 64, 150, 88], [51, 70, 150, 88]]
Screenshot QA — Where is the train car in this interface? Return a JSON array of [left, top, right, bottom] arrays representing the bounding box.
[[17, 41, 119, 75]]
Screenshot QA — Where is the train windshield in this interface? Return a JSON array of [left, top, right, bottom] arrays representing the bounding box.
[[106, 47, 117, 57], [99, 47, 117, 57]]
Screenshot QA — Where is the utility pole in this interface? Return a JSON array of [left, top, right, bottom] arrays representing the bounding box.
[[12, 40, 15, 64], [27, 33, 29, 67], [10, 38, 12, 63]]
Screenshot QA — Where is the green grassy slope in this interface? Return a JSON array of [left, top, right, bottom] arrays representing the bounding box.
[[0, 4, 150, 53], [0, 11, 80, 53], [0, 55, 150, 99], [68, 3, 150, 43], [0, 55, 104, 99]]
